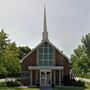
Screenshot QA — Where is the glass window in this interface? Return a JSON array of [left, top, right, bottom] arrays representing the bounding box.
[[39, 54, 43, 59], [44, 48, 48, 53], [39, 61, 43, 65], [38, 42, 54, 66], [49, 61, 53, 66], [44, 54, 48, 59], [39, 48, 43, 53], [49, 48, 53, 53], [44, 61, 48, 66], [44, 42, 48, 47], [49, 54, 53, 59]]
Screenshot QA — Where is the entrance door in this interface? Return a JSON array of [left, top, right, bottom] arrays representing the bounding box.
[[41, 72, 45, 84], [46, 72, 50, 84], [40, 70, 51, 85]]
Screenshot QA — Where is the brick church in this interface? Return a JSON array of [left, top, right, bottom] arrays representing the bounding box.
[[20, 6, 70, 86]]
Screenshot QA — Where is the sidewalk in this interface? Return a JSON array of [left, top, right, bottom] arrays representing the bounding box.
[[75, 77, 90, 82], [40, 86, 53, 90]]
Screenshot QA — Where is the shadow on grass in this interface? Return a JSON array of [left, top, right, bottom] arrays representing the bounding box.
[[55, 87, 87, 90], [0, 87, 39, 90]]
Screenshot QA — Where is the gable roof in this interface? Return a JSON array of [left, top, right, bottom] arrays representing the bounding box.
[[20, 40, 70, 63]]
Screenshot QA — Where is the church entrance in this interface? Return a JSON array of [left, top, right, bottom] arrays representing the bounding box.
[[40, 70, 51, 86]]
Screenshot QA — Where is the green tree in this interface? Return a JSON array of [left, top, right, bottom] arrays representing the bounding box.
[[71, 33, 90, 74], [18, 46, 31, 59], [81, 33, 90, 67], [3, 42, 20, 76], [0, 29, 20, 77], [0, 29, 10, 78]]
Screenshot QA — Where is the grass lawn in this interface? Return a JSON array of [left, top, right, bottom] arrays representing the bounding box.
[[55, 83, 90, 90], [0, 88, 40, 90]]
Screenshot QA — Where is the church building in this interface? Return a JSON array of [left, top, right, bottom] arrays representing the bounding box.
[[21, 6, 70, 86]]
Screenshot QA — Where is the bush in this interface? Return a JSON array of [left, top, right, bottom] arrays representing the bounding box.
[[0, 82, 7, 87], [15, 77, 21, 82], [75, 80, 85, 87], [63, 75, 71, 86], [63, 75, 85, 87], [6, 81, 21, 87]]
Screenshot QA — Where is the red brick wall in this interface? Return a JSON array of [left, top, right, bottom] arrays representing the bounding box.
[[21, 50, 36, 71], [55, 50, 70, 76]]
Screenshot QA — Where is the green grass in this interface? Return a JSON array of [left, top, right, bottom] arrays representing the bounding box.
[[0, 88, 40, 90], [55, 83, 90, 90]]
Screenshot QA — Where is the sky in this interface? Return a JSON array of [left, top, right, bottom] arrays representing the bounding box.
[[0, 0, 90, 58]]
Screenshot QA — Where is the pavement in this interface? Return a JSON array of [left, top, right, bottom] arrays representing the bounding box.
[[40, 86, 53, 90], [75, 77, 90, 82]]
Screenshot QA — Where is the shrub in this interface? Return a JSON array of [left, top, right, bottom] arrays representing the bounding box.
[[63, 75, 85, 87], [15, 77, 21, 82], [0, 82, 7, 87], [6, 81, 21, 87], [63, 75, 71, 86], [76, 80, 85, 87]]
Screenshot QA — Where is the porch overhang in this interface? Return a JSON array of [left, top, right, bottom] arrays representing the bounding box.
[[28, 66, 63, 70]]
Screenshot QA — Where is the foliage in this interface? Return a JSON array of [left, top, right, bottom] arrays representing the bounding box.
[[76, 74, 90, 79], [0, 82, 7, 87], [6, 81, 21, 87], [71, 33, 90, 74], [0, 88, 40, 90], [0, 81, 21, 87], [3, 42, 21, 76], [63, 75, 85, 87], [18, 46, 31, 59], [0, 30, 21, 77]]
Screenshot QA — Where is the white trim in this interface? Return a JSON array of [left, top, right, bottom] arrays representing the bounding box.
[[40, 70, 51, 86], [30, 70, 32, 85], [36, 70, 37, 84], [20, 40, 70, 63], [54, 70, 56, 84], [59, 70, 61, 85], [28, 66, 63, 70]]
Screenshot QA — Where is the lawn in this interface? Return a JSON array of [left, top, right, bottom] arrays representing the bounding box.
[[0, 88, 40, 90], [55, 83, 90, 90]]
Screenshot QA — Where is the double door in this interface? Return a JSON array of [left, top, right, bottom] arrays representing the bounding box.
[[40, 70, 51, 85]]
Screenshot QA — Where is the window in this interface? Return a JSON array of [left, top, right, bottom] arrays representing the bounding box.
[[38, 42, 54, 66], [21, 71, 30, 77]]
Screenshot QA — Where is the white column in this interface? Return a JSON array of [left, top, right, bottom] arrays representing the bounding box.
[[59, 70, 61, 85], [54, 70, 56, 84], [30, 70, 32, 85], [45, 72, 46, 85], [50, 70, 52, 84], [36, 70, 37, 84], [40, 71, 41, 85]]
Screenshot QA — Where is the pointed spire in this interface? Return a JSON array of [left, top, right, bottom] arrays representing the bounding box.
[[44, 4, 47, 32], [42, 5, 49, 41]]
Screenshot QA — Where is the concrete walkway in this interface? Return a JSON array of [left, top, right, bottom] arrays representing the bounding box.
[[40, 86, 53, 90], [75, 77, 90, 82]]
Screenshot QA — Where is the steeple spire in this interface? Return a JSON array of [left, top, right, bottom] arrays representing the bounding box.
[[44, 5, 47, 32], [42, 5, 49, 41]]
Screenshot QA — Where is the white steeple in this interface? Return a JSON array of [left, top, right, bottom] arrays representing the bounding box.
[[42, 5, 49, 41]]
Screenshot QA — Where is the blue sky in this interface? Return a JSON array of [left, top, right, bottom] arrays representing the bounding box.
[[0, 0, 90, 58]]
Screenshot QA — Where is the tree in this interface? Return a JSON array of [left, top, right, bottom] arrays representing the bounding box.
[[18, 46, 31, 59], [81, 33, 90, 67], [71, 33, 90, 74], [0, 30, 10, 77], [0, 29, 10, 62], [3, 42, 20, 76], [0, 29, 20, 77]]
